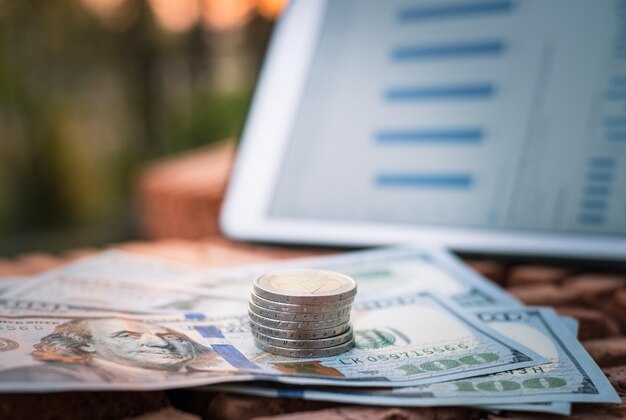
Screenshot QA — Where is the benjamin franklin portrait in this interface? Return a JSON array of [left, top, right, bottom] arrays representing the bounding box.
[[0, 317, 221, 383]]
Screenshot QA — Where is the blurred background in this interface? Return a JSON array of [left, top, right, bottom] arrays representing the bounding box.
[[0, 0, 287, 255]]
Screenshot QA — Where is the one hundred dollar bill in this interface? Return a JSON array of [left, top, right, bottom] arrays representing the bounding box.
[[4, 246, 518, 315], [0, 298, 103, 314], [208, 307, 618, 407], [0, 278, 26, 296], [204, 245, 520, 309], [0, 292, 543, 392], [3, 251, 247, 315], [0, 297, 575, 415], [0, 310, 253, 391], [476, 315, 579, 415]]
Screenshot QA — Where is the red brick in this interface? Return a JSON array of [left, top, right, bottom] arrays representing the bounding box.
[[61, 247, 99, 262], [0, 260, 41, 276], [507, 284, 583, 307], [563, 274, 626, 306], [603, 365, 626, 395], [465, 260, 507, 285], [253, 406, 479, 420], [135, 143, 234, 240], [0, 391, 169, 420], [111, 238, 326, 268], [606, 289, 626, 333], [168, 391, 337, 420], [556, 307, 620, 340], [507, 265, 572, 287], [15, 253, 65, 273], [128, 407, 200, 420], [112, 240, 212, 267], [583, 337, 626, 368], [488, 396, 626, 419]]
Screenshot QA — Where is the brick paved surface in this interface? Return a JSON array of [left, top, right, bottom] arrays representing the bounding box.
[[1, 241, 625, 419]]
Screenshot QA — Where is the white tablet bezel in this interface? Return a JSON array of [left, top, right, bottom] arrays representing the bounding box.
[[221, 0, 626, 261]]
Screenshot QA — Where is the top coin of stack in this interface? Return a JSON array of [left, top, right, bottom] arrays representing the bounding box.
[[249, 269, 357, 358]]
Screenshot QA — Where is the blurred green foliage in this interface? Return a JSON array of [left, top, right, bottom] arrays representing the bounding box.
[[0, 0, 271, 254], [163, 89, 251, 155]]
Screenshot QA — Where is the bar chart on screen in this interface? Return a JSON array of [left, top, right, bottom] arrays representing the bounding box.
[[269, 0, 626, 235], [374, 0, 516, 206]]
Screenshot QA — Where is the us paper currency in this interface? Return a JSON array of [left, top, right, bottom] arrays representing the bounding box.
[[4, 251, 246, 315], [476, 315, 579, 415], [251, 327, 354, 349], [250, 292, 354, 313], [4, 246, 517, 315], [0, 278, 25, 296], [204, 246, 520, 309], [209, 307, 618, 406], [0, 298, 98, 313], [13, 250, 212, 288], [0, 292, 544, 392], [556, 316, 579, 337], [0, 311, 254, 391]]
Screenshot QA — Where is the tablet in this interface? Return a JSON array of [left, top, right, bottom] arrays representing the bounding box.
[[221, 0, 626, 260]]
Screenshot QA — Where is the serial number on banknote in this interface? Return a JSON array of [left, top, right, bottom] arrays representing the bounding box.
[[339, 343, 471, 365]]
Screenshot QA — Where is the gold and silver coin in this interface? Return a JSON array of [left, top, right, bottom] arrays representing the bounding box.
[[249, 300, 351, 321], [251, 327, 353, 349], [250, 291, 353, 313], [248, 269, 357, 357], [253, 269, 357, 304], [253, 337, 355, 358], [248, 309, 350, 330], [249, 318, 352, 340]]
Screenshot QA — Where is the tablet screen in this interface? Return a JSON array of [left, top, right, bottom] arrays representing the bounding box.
[[268, 0, 625, 236]]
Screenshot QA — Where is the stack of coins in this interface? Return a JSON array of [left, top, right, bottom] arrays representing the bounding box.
[[249, 269, 357, 358]]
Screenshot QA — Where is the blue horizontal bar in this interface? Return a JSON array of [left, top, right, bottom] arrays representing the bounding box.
[[376, 128, 484, 143], [386, 83, 494, 101], [195, 325, 224, 338], [604, 116, 626, 127], [587, 172, 613, 182], [578, 214, 605, 225], [589, 157, 616, 168], [585, 186, 610, 196], [398, 0, 514, 22], [211, 344, 260, 370], [185, 313, 206, 320], [392, 40, 505, 61], [376, 173, 472, 188], [604, 90, 626, 100], [581, 200, 608, 211], [607, 131, 626, 141], [611, 75, 626, 87]]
